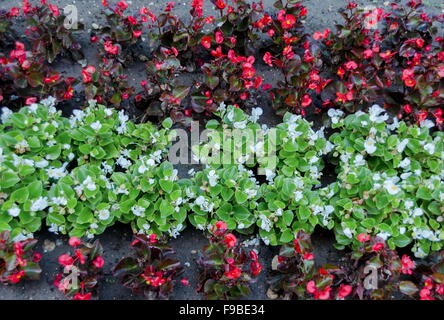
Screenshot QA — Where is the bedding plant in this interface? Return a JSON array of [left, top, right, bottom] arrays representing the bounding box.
[[0, 231, 42, 285], [113, 234, 184, 299], [197, 221, 262, 299], [0, 100, 177, 240], [326, 105, 444, 257], [54, 236, 104, 300]]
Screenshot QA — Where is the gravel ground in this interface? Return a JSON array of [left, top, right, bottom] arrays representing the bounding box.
[[0, 0, 443, 300]]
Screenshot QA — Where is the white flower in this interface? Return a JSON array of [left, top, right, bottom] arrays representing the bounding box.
[[412, 208, 424, 217], [51, 197, 67, 206], [364, 137, 377, 154], [398, 158, 411, 169], [294, 190, 303, 201], [131, 205, 146, 217], [90, 121, 102, 131], [420, 119, 435, 129], [353, 154, 366, 166], [1, 107, 13, 123], [83, 176, 97, 191], [343, 227, 354, 239], [116, 156, 132, 169], [397, 139, 409, 153], [207, 170, 219, 187], [368, 104, 388, 123], [15, 140, 29, 153], [249, 107, 263, 123], [47, 166, 67, 179], [40, 96, 56, 107], [8, 206, 20, 217], [31, 197, 49, 212], [245, 188, 258, 199], [98, 209, 110, 220], [377, 231, 391, 240], [424, 143, 435, 155], [384, 179, 400, 195], [327, 109, 344, 124]]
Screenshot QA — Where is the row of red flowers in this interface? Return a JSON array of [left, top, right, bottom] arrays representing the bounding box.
[[0, 0, 442, 126], [1, 224, 443, 300]]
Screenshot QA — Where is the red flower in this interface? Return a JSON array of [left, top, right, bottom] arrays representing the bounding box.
[[191, 0, 203, 17], [215, 31, 224, 44], [401, 255, 415, 275], [317, 287, 331, 300], [49, 4, 60, 16], [25, 97, 37, 105], [372, 242, 384, 252], [263, 52, 274, 67], [8, 270, 25, 284], [357, 233, 370, 243], [149, 234, 157, 243], [306, 280, 316, 294], [224, 233, 237, 248], [250, 261, 262, 276], [9, 7, 20, 17], [181, 278, 189, 286], [403, 104, 413, 114], [69, 236, 81, 247], [58, 254, 74, 266], [281, 14, 296, 29], [344, 61, 358, 70], [133, 30, 142, 38], [224, 265, 242, 279], [73, 292, 92, 300], [104, 41, 119, 55], [215, 0, 226, 9], [201, 36, 212, 49], [337, 284, 353, 299], [92, 256, 104, 269], [302, 252, 314, 260], [75, 249, 86, 265], [33, 252, 42, 263], [81, 66, 96, 83], [215, 221, 227, 230], [404, 78, 416, 87], [301, 95, 312, 108], [117, 1, 129, 10]]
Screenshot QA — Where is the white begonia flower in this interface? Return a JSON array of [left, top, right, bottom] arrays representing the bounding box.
[[398, 158, 411, 169], [294, 190, 303, 201], [52, 197, 67, 206], [412, 208, 424, 217], [327, 109, 344, 124], [424, 143, 435, 155], [395, 138, 408, 153], [15, 140, 29, 153], [47, 166, 67, 179], [207, 170, 219, 187], [249, 107, 263, 123], [98, 209, 110, 220], [116, 156, 132, 169], [404, 200, 414, 209], [83, 176, 97, 191], [8, 207, 21, 217], [384, 179, 400, 195], [364, 137, 377, 154], [31, 197, 49, 212], [104, 108, 113, 116], [377, 232, 391, 240], [259, 214, 272, 232], [420, 119, 435, 129], [1, 107, 13, 123], [41, 96, 56, 107], [354, 154, 366, 166], [131, 205, 146, 217], [368, 104, 388, 123], [343, 227, 354, 239], [245, 188, 258, 199], [90, 121, 102, 131]]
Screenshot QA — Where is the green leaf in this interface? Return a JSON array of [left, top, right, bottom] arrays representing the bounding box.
[[0, 172, 20, 189]]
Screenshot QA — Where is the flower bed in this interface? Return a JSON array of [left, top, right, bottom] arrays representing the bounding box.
[[0, 0, 443, 300]]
